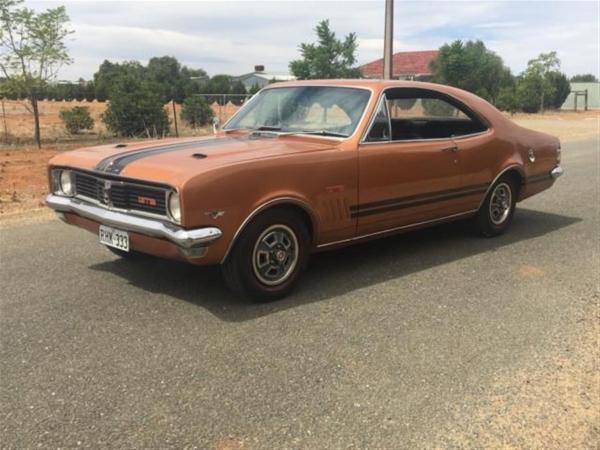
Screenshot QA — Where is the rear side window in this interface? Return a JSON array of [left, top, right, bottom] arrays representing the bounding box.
[[385, 88, 488, 141]]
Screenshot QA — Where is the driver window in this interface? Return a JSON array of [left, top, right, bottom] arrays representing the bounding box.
[[365, 96, 390, 142], [385, 88, 487, 141]]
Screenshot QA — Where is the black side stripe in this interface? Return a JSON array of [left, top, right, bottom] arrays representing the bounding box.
[[95, 138, 236, 174], [350, 183, 489, 218]]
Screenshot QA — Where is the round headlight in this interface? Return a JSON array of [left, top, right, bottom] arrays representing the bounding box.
[[59, 170, 75, 196], [168, 191, 181, 223]]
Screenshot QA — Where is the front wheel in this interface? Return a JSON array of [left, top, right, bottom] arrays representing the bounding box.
[[221, 208, 310, 301], [474, 176, 517, 237]]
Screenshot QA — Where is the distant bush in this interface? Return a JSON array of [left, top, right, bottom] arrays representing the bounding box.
[[181, 96, 214, 128], [59, 106, 94, 134], [101, 75, 170, 137], [495, 87, 518, 114], [570, 74, 598, 83], [546, 71, 571, 109]]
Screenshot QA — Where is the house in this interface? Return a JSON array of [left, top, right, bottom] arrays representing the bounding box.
[[233, 65, 296, 90], [359, 50, 439, 80]]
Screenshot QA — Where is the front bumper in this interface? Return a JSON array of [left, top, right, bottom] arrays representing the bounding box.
[[46, 194, 222, 256]]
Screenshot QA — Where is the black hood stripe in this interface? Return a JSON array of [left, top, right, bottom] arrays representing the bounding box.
[[95, 137, 238, 174]]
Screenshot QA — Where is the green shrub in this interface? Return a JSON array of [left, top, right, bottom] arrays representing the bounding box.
[[495, 87, 519, 114], [59, 106, 94, 134], [181, 96, 214, 128], [516, 73, 543, 113], [101, 77, 169, 137], [546, 71, 571, 109]]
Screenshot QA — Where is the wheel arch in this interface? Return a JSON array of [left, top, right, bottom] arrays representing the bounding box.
[[221, 197, 318, 264], [478, 164, 525, 210]]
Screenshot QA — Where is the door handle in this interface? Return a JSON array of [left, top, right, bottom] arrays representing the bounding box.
[[442, 145, 460, 153]]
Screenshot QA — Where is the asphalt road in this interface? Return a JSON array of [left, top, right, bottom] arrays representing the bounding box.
[[1, 138, 598, 448]]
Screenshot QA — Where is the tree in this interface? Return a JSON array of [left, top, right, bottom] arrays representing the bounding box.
[[181, 96, 214, 128], [229, 80, 247, 105], [248, 83, 262, 95], [516, 72, 544, 113], [430, 40, 513, 103], [0, 0, 72, 148], [570, 73, 598, 82], [205, 74, 232, 104], [147, 56, 183, 136], [84, 80, 95, 102], [524, 52, 561, 112], [289, 19, 361, 79], [546, 71, 570, 109], [93, 60, 145, 101], [180, 66, 209, 99], [495, 86, 519, 114], [101, 72, 169, 137], [59, 106, 94, 134]]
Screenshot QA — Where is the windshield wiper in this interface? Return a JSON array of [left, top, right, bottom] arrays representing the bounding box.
[[293, 130, 349, 138], [251, 126, 282, 132]]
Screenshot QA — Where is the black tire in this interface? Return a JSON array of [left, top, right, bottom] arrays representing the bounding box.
[[474, 175, 518, 237], [221, 208, 310, 302], [105, 246, 148, 260]]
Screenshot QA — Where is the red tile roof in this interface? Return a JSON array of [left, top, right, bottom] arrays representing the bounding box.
[[359, 50, 439, 78]]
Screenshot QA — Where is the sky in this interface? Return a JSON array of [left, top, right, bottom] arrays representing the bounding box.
[[28, 0, 600, 81]]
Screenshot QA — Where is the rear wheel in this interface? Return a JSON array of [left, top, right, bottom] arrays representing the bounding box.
[[474, 176, 517, 237], [222, 208, 310, 301]]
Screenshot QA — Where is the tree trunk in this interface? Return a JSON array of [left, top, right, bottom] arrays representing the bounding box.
[[31, 92, 41, 149], [1, 97, 8, 143], [172, 100, 179, 137]]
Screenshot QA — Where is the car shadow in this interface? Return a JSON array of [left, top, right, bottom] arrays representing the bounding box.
[[89, 208, 581, 322]]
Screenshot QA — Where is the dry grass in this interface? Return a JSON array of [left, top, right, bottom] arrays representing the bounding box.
[[0, 99, 239, 144]]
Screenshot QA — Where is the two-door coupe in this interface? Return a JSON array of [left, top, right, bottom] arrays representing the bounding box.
[[46, 80, 563, 300]]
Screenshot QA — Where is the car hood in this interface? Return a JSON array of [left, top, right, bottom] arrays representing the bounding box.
[[49, 134, 337, 187]]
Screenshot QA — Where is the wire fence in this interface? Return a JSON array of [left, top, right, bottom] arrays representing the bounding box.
[[192, 93, 253, 123]]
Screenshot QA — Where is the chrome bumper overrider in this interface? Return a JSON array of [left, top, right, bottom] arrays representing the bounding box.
[[551, 166, 564, 179], [46, 194, 222, 251]]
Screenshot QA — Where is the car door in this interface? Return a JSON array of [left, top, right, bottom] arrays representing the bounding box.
[[355, 88, 485, 236]]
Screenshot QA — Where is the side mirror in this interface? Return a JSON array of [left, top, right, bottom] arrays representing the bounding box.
[[212, 117, 220, 134]]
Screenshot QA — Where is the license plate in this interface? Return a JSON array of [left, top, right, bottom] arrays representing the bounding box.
[[99, 225, 129, 252]]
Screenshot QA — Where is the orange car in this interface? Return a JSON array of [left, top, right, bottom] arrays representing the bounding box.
[[46, 80, 563, 300]]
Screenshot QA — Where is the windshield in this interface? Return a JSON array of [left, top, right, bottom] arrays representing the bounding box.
[[223, 86, 371, 137]]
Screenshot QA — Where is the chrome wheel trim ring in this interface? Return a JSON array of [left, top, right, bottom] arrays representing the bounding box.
[[252, 224, 299, 286], [489, 182, 512, 225]]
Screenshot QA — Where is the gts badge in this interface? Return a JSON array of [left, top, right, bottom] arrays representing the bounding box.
[[137, 196, 157, 206]]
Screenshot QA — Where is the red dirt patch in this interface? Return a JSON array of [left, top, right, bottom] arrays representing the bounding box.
[[0, 146, 63, 216]]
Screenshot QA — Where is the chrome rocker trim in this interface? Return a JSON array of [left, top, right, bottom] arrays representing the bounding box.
[[46, 194, 222, 250], [551, 166, 564, 179]]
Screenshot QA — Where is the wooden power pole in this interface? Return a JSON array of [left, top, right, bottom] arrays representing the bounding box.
[[383, 0, 394, 79]]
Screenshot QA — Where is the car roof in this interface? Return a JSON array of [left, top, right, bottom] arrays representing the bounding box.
[[264, 78, 453, 91]]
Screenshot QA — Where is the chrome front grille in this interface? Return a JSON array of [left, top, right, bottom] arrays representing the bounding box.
[[73, 171, 168, 218]]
